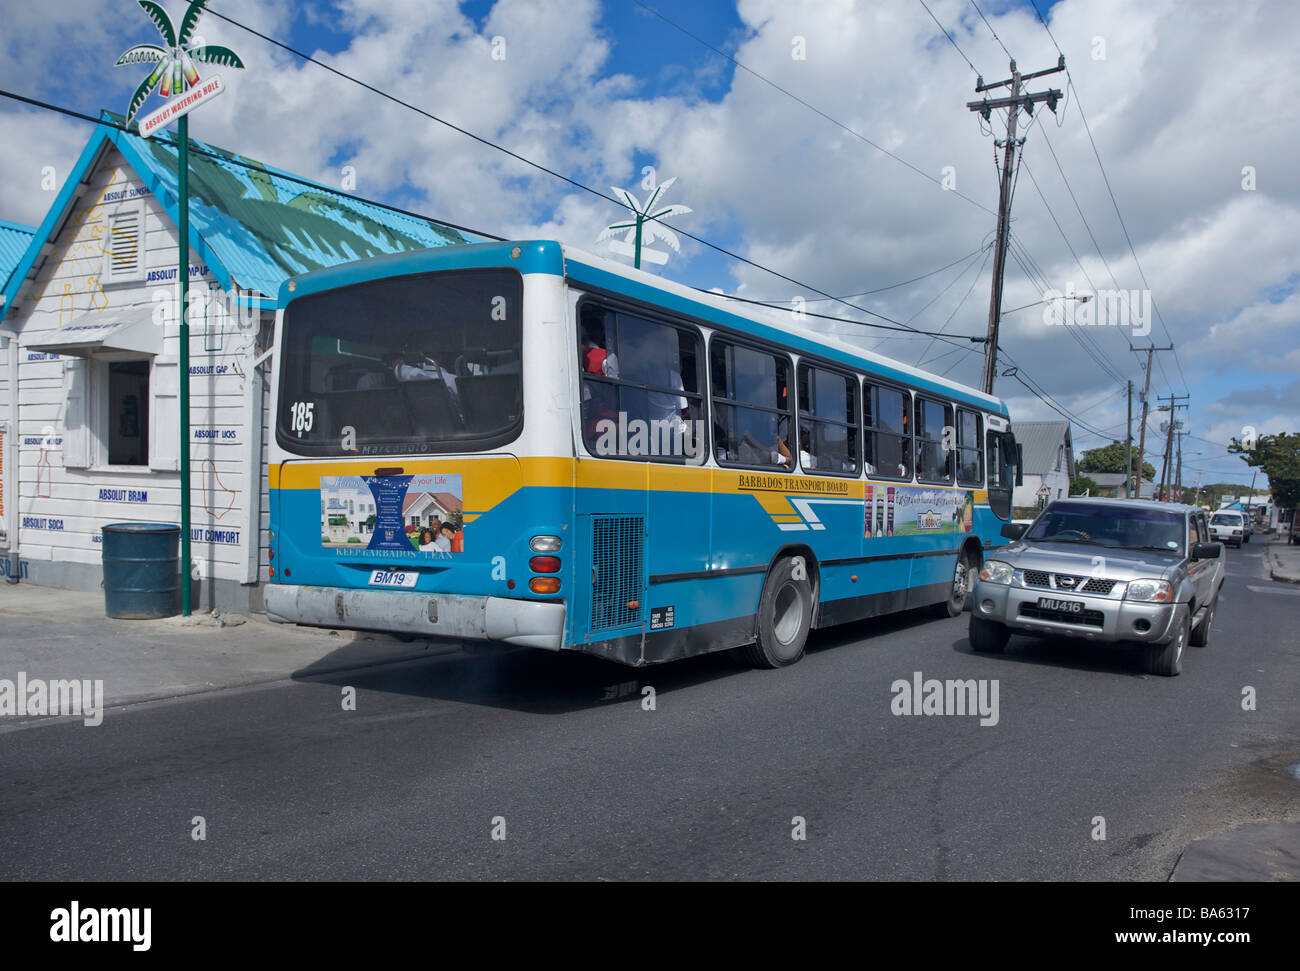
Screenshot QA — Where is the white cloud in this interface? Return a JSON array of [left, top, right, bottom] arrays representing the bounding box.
[[4, 0, 1299, 464]]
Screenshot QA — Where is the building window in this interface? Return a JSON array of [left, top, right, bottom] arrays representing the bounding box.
[[106, 360, 149, 466], [102, 203, 145, 283]]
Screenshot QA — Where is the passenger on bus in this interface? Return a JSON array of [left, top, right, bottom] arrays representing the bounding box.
[[581, 324, 619, 377]]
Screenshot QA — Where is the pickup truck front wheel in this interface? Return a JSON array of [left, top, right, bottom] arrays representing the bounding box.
[[1144, 609, 1188, 677], [969, 616, 1010, 653], [1190, 591, 1218, 648]]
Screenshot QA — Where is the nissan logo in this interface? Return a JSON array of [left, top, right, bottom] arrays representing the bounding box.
[[1057, 576, 1076, 588]]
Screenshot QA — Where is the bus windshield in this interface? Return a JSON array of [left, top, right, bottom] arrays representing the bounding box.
[[277, 268, 523, 455]]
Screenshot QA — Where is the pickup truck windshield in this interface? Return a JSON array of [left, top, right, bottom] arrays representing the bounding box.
[[277, 268, 524, 456], [1028, 503, 1185, 552]]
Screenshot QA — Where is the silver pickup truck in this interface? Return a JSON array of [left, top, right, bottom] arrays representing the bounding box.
[[968, 498, 1225, 677]]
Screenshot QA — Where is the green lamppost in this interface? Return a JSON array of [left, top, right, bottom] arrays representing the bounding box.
[[117, 0, 243, 615]]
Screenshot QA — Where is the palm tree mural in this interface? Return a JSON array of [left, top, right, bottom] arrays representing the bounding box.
[[116, 0, 245, 125], [597, 176, 693, 269]]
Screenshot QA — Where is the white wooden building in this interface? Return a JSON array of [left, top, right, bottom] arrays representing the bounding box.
[[0, 115, 467, 609]]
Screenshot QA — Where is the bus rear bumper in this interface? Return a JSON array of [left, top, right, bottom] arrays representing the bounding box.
[[263, 584, 567, 651]]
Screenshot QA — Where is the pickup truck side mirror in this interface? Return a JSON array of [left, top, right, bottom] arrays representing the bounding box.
[[1001, 522, 1028, 541], [1191, 542, 1221, 560]]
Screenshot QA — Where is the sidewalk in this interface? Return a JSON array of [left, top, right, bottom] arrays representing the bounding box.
[[1267, 539, 1300, 584], [0, 582, 461, 718]]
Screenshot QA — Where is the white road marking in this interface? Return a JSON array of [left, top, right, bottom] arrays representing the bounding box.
[[1246, 585, 1300, 596]]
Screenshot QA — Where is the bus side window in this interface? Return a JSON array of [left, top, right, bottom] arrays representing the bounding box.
[[798, 363, 858, 475], [863, 382, 911, 479], [711, 340, 794, 469], [578, 301, 704, 462], [956, 408, 983, 486], [915, 396, 954, 483]]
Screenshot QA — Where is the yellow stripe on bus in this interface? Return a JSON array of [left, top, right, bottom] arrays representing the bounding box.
[[271, 457, 989, 508]]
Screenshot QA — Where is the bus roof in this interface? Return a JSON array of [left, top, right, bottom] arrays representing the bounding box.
[[278, 238, 1009, 416]]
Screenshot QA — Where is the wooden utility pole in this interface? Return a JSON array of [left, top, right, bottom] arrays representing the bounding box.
[[1125, 380, 1133, 498], [1130, 343, 1173, 498], [1154, 393, 1189, 501], [968, 58, 1065, 395]]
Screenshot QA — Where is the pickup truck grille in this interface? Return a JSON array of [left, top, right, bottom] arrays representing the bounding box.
[[1019, 604, 1105, 628], [1021, 570, 1117, 595]]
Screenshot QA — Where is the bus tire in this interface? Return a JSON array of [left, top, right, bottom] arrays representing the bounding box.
[[934, 548, 977, 618], [745, 557, 814, 668]]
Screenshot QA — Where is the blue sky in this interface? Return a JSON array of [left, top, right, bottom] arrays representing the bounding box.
[[1, 0, 1296, 490]]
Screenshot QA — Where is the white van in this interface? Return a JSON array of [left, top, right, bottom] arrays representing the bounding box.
[[1209, 510, 1246, 548]]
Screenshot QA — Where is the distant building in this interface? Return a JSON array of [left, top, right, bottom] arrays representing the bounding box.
[[1088, 472, 1157, 499], [1012, 420, 1074, 508]]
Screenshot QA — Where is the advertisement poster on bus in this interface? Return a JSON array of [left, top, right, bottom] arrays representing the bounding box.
[[865, 485, 974, 538], [320, 473, 463, 554]]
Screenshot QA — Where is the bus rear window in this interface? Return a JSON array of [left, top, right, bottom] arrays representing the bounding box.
[[277, 269, 523, 455]]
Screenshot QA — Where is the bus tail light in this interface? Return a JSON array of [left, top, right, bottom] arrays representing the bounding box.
[[529, 556, 561, 573], [530, 535, 562, 552], [529, 577, 561, 595]]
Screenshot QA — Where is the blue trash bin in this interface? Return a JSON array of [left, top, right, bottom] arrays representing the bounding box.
[[102, 523, 180, 619]]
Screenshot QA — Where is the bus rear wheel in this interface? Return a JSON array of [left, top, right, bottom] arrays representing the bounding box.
[[745, 557, 814, 668]]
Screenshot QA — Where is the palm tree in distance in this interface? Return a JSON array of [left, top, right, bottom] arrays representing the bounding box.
[[116, 0, 245, 125], [597, 176, 693, 269]]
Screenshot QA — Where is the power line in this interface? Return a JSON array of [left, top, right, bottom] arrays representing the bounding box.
[[915, 0, 979, 75], [193, 7, 1000, 340], [0, 89, 506, 244], [1, 84, 995, 353], [969, 0, 1014, 61], [1026, 1, 1190, 394], [691, 286, 988, 343], [929, 9, 1138, 398], [915, 245, 994, 367], [627, 0, 997, 216], [746, 242, 990, 302]]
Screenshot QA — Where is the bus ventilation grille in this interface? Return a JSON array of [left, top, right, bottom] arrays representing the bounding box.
[[591, 516, 644, 630]]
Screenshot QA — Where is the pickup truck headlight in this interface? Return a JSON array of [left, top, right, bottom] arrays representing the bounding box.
[[979, 559, 1014, 585], [1125, 579, 1172, 603]]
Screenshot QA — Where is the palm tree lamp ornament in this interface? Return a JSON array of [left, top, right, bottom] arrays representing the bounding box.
[[598, 177, 692, 269], [116, 0, 244, 616]]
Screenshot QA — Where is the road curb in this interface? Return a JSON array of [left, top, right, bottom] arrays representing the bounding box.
[[1266, 543, 1300, 585]]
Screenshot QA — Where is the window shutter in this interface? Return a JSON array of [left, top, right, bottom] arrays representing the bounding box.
[[150, 359, 179, 471], [104, 205, 143, 282], [62, 359, 91, 468]]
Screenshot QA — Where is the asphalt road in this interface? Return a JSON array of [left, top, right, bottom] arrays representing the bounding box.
[[2, 546, 1297, 880]]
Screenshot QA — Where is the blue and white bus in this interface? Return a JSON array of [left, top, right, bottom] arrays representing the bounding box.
[[265, 240, 1021, 667]]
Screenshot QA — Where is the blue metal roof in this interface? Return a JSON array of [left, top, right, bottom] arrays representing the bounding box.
[[0, 220, 35, 293], [0, 114, 479, 322]]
